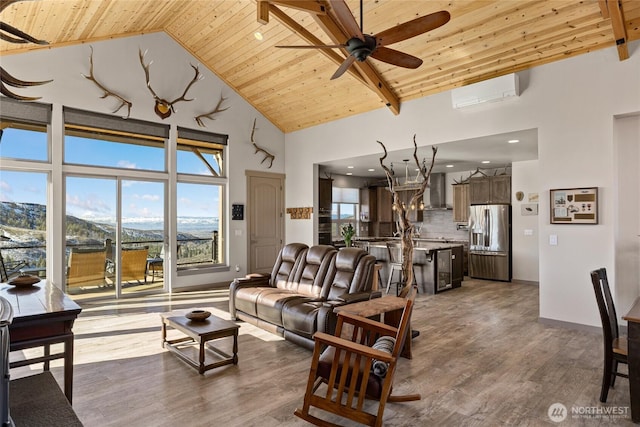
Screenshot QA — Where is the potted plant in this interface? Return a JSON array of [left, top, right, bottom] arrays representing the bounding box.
[[341, 223, 355, 247]]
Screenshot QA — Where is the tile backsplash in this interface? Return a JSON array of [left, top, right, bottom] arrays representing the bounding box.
[[418, 210, 468, 241]]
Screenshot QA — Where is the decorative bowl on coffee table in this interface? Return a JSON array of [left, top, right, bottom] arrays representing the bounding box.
[[185, 309, 211, 321]]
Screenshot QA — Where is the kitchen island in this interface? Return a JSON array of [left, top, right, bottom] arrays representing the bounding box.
[[362, 240, 464, 295]]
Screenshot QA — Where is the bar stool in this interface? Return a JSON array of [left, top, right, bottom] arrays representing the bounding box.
[[356, 241, 383, 291], [386, 242, 427, 295], [385, 242, 416, 296]]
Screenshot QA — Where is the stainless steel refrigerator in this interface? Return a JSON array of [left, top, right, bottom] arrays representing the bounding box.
[[469, 204, 511, 281]]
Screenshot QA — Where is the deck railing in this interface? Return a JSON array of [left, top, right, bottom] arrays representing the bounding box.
[[1, 232, 221, 280]]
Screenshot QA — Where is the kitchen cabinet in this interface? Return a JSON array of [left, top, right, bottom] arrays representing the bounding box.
[[318, 178, 333, 245], [451, 245, 464, 285], [359, 187, 377, 222], [368, 242, 463, 295], [452, 183, 470, 223], [377, 187, 393, 222], [470, 176, 511, 205]]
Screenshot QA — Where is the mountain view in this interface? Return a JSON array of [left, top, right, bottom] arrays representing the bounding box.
[[0, 201, 219, 269]]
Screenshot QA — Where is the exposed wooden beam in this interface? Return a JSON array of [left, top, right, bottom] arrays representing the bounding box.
[[257, 0, 269, 25], [607, 0, 629, 60], [269, 1, 327, 15], [598, 0, 609, 18]]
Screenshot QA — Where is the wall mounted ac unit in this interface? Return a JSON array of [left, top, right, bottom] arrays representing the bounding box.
[[451, 73, 520, 109]]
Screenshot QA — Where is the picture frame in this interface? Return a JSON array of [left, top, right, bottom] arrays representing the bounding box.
[[550, 187, 598, 224]]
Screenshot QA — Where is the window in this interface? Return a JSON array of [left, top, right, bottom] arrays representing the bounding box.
[[176, 183, 224, 267], [331, 187, 359, 239], [176, 127, 227, 269], [0, 99, 51, 280], [0, 121, 48, 162], [0, 171, 47, 278], [64, 108, 167, 171]]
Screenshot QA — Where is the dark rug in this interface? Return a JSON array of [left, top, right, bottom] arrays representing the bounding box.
[[10, 372, 83, 426]]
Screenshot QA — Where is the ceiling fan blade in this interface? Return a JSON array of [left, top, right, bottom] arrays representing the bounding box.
[[375, 10, 450, 47], [330, 54, 356, 80], [370, 46, 423, 69], [328, 0, 364, 40], [276, 44, 345, 49]]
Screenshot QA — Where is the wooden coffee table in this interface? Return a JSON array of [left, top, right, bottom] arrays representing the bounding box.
[[160, 310, 239, 374]]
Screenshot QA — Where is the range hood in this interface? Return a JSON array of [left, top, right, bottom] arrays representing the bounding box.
[[425, 173, 450, 210]]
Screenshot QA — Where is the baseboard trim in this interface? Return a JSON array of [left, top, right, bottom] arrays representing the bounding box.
[[512, 279, 539, 286], [538, 317, 601, 334]]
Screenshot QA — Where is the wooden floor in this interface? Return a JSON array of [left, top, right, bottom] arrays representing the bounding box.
[[12, 279, 635, 426]]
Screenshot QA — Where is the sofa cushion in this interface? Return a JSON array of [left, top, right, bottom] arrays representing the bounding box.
[[255, 289, 308, 326], [234, 287, 269, 317], [271, 243, 308, 287], [323, 248, 372, 300], [281, 298, 324, 339], [282, 245, 336, 297]]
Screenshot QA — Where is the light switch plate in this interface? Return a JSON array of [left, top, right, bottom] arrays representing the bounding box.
[[549, 234, 558, 245]]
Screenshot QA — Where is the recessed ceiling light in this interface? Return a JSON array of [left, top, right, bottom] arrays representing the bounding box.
[[508, 139, 519, 143], [346, 172, 353, 176], [347, 166, 354, 169], [482, 160, 491, 164], [446, 164, 454, 168], [254, 31, 263, 41], [367, 168, 375, 172]]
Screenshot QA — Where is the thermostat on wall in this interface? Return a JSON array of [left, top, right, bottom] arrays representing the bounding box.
[[232, 204, 244, 220]]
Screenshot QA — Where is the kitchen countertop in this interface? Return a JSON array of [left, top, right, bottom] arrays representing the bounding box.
[[367, 241, 464, 252]]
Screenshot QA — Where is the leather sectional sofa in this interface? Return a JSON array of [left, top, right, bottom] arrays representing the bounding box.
[[229, 243, 379, 350]]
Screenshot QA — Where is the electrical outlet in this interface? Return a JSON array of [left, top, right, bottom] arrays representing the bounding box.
[[235, 265, 240, 272]]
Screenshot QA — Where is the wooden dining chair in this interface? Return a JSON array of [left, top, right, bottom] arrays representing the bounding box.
[[294, 287, 420, 426], [590, 268, 628, 402]]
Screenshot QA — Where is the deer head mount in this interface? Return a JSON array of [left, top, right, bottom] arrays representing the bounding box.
[[139, 48, 202, 119], [0, 0, 52, 101]]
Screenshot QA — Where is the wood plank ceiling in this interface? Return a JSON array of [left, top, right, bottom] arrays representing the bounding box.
[[1, 0, 639, 133]]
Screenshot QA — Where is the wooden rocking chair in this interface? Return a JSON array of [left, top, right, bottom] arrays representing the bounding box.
[[294, 287, 420, 426]]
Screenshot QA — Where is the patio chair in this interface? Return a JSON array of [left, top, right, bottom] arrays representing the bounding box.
[[0, 251, 27, 283], [66, 248, 107, 289], [294, 286, 420, 426], [121, 247, 149, 284]]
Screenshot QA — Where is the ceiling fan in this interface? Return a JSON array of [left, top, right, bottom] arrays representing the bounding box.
[[276, 0, 450, 80]]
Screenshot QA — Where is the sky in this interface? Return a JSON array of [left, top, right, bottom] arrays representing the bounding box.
[[0, 127, 221, 225]]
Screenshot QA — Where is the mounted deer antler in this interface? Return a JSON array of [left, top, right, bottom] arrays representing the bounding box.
[[0, 0, 52, 101], [139, 48, 202, 119], [378, 135, 437, 297], [194, 95, 229, 127], [0, 66, 51, 101], [82, 47, 132, 118], [250, 118, 275, 168]]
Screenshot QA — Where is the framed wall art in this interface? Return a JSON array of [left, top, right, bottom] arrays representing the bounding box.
[[550, 187, 598, 224]]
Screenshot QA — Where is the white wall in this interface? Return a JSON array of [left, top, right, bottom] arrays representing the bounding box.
[[511, 160, 540, 283], [284, 42, 640, 327], [1, 32, 285, 289], [614, 114, 640, 319]]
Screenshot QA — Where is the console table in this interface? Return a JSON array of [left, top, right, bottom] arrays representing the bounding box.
[[0, 280, 82, 403]]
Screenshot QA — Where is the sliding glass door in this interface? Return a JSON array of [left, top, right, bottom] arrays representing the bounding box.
[[65, 176, 165, 298]]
